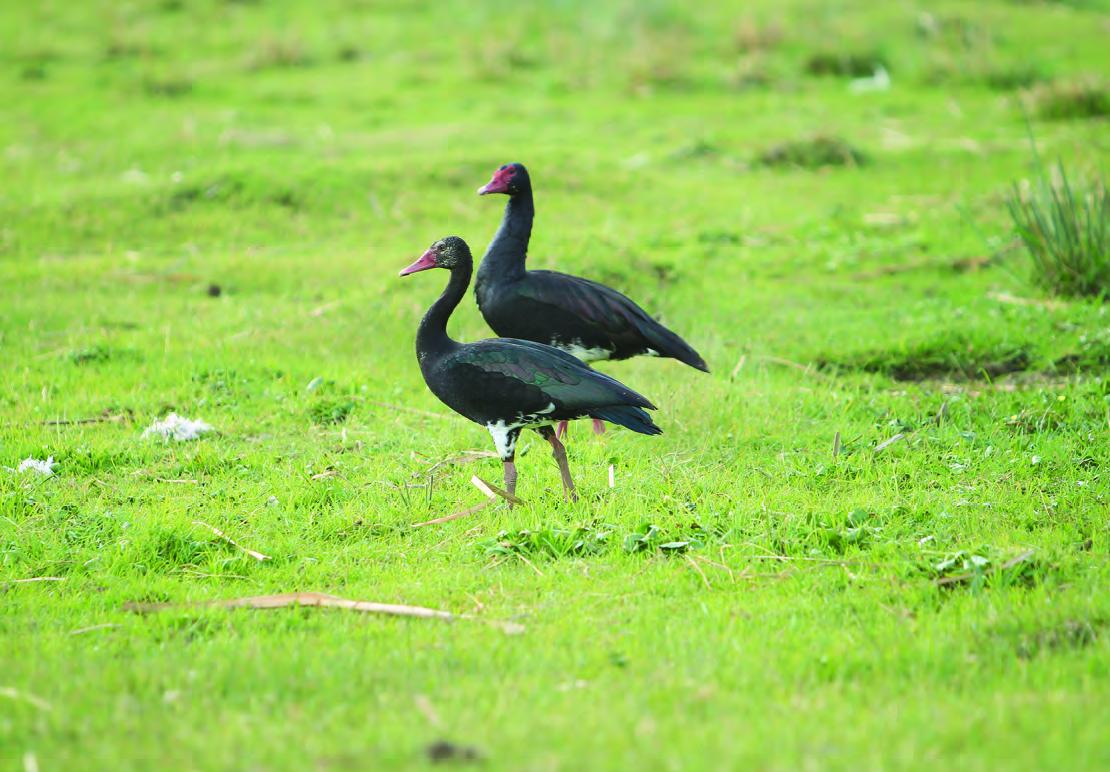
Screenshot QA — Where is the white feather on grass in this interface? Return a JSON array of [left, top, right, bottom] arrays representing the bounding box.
[[850, 66, 891, 93], [15, 457, 57, 476], [142, 413, 214, 442]]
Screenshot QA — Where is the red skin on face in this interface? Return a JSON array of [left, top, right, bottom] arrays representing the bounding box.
[[478, 165, 516, 194]]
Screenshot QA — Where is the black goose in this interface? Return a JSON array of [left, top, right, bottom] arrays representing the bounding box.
[[475, 162, 709, 374], [399, 236, 662, 502]]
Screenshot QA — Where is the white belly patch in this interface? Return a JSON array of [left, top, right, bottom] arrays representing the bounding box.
[[486, 402, 557, 459], [552, 339, 612, 363]]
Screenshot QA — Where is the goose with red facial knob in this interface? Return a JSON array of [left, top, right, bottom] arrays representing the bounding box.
[[476, 163, 709, 377], [400, 236, 662, 502]]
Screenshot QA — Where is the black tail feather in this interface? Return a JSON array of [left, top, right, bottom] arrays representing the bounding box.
[[589, 406, 663, 436], [639, 318, 709, 373]]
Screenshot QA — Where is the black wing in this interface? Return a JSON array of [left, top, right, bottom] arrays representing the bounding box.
[[451, 338, 655, 411], [521, 270, 709, 371]]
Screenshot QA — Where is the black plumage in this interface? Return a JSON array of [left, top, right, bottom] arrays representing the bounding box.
[[400, 236, 661, 501], [475, 163, 709, 372]]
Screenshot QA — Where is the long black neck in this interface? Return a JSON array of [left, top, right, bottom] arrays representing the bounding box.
[[478, 187, 533, 283], [416, 260, 470, 365]]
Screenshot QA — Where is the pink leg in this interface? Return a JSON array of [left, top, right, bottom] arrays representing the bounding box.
[[502, 460, 518, 508], [544, 432, 578, 501], [556, 420, 569, 439], [592, 418, 606, 435]]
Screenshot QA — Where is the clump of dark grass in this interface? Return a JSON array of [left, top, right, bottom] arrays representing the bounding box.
[[805, 49, 887, 78], [1053, 328, 1110, 371], [69, 345, 141, 365], [142, 74, 193, 98], [669, 138, 722, 161], [1011, 619, 1104, 659], [105, 37, 161, 60], [20, 62, 48, 81], [17, 48, 59, 81], [623, 521, 713, 554], [984, 63, 1050, 91], [335, 44, 362, 63], [1007, 161, 1110, 298], [159, 173, 303, 213], [930, 547, 1040, 592], [70, 345, 114, 365], [482, 525, 615, 560], [480, 521, 723, 561], [918, 12, 1049, 92], [1028, 79, 1110, 120], [821, 339, 1031, 381], [309, 399, 355, 425], [757, 136, 866, 169], [923, 57, 1050, 91], [816, 509, 882, 555]]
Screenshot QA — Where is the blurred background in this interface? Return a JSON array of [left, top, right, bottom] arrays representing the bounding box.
[[2, 0, 1108, 426]]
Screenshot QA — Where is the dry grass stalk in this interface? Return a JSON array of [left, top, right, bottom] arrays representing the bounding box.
[[123, 592, 525, 634], [987, 291, 1068, 311], [874, 433, 907, 454], [125, 592, 454, 620], [471, 475, 525, 506], [730, 354, 747, 379], [69, 623, 122, 636], [412, 500, 491, 529], [514, 553, 544, 576], [414, 695, 444, 729], [0, 687, 52, 712], [425, 450, 498, 477], [6, 577, 65, 584], [192, 520, 271, 561], [684, 554, 711, 589]]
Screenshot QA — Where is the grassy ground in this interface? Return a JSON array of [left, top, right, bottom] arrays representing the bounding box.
[[2, 0, 1109, 769]]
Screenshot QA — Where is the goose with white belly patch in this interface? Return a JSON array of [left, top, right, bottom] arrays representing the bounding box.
[[400, 236, 662, 502], [475, 163, 708, 437]]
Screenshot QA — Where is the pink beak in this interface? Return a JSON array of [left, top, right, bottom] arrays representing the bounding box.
[[399, 248, 437, 276], [477, 168, 513, 195], [477, 179, 505, 195]]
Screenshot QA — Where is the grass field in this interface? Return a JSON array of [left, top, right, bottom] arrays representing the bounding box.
[[2, 0, 1110, 769]]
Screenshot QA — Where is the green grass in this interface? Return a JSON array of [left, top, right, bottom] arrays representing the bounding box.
[[1008, 159, 1110, 298], [2, 0, 1110, 769]]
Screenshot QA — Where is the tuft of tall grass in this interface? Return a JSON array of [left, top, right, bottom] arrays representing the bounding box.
[[1028, 79, 1109, 120], [1007, 160, 1110, 298]]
